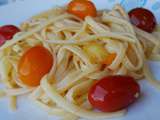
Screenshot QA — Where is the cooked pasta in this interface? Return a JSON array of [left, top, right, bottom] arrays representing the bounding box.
[[0, 3, 160, 120]]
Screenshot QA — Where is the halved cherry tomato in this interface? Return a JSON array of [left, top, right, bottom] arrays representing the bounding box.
[[18, 46, 53, 87], [67, 0, 97, 19], [0, 25, 20, 40], [88, 75, 140, 112], [129, 8, 156, 33]]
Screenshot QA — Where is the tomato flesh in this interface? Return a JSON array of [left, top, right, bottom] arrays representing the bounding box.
[[67, 0, 97, 19], [129, 8, 156, 33], [88, 75, 140, 112], [0, 25, 20, 40], [18, 46, 53, 87]]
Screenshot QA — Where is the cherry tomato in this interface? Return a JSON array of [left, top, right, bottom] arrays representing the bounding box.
[[0, 34, 6, 46], [0, 25, 20, 40], [18, 46, 53, 87], [88, 75, 140, 112], [128, 8, 156, 33], [67, 0, 97, 19]]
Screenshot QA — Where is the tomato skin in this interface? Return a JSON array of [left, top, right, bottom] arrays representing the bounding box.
[[88, 75, 140, 112], [67, 0, 97, 19], [18, 46, 53, 87], [0, 34, 6, 46], [0, 25, 20, 40], [128, 8, 156, 33]]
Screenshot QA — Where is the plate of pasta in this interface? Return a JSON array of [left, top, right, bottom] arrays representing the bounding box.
[[0, 0, 160, 120]]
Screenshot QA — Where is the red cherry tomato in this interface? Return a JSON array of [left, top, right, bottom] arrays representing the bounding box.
[[0, 34, 6, 46], [67, 0, 97, 19], [0, 25, 20, 40], [88, 75, 140, 112], [128, 8, 156, 33], [18, 46, 53, 87]]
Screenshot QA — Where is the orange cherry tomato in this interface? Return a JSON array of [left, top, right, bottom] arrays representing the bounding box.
[[67, 0, 97, 19], [18, 46, 53, 87]]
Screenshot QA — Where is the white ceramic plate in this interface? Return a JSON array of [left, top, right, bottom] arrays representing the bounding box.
[[0, 0, 160, 120]]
